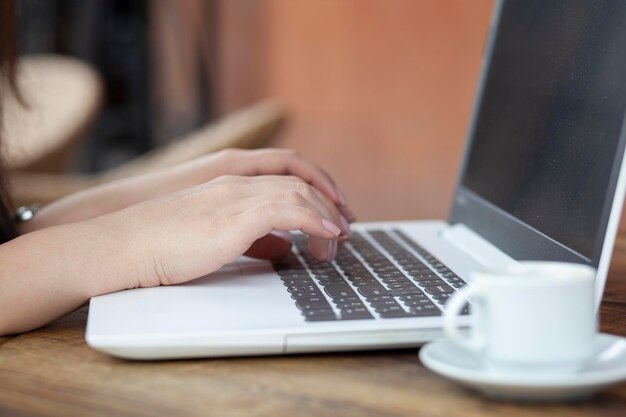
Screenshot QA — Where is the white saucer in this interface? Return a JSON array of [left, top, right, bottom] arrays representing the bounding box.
[[419, 333, 626, 402]]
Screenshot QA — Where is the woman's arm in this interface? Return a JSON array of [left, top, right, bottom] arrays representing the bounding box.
[[0, 219, 138, 335], [21, 148, 354, 234]]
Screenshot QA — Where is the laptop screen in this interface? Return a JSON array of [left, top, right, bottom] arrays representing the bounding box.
[[457, 0, 626, 261]]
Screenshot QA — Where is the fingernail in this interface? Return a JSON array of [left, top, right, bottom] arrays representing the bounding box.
[[322, 219, 341, 236], [271, 229, 292, 242], [336, 187, 348, 206], [339, 215, 351, 236], [327, 239, 338, 261]]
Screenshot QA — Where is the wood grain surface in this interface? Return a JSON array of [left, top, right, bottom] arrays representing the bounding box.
[[2, 236, 626, 417]]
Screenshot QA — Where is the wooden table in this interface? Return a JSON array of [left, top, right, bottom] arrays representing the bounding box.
[[3, 237, 626, 417]]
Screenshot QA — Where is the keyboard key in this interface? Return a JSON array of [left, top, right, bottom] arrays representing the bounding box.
[[315, 275, 347, 285], [388, 287, 424, 296], [432, 293, 453, 303], [342, 270, 374, 280], [409, 272, 438, 280], [348, 278, 380, 287], [399, 293, 429, 301], [307, 261, 331, 269], [281, 278, 315, 287], [408, 304, 441, 316], [423, 284, 454, 296], [332, 296, 362, 304], [403, 298, 435, 307], [406, 267, 436, 275], [291, 287, 323, 300], [380, 276, 412, 286], [324, 283, 358, 299], [357, 284, 390, 298], [339, 307, 374, 320], [302, 309, 337, 321], [413, 278, 447, 287], [277, 270, 309, 278], [313, 270, 343, 278], [372, 265, 401, 273], [386, 282, 418, 290], [296, 297, 333, 311], [334, 299, 367, 309], [369, 298, 401, 308], [447, 277, 467, 288], [310, 264, 335, 271], [366, 295, 394, 303], [286, 284, 318, 294], [378, 271, 407, 279], [376, 305, 411, 318]]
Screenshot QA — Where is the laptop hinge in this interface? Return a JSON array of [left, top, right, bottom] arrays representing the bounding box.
[[440, 223, 516, 269]]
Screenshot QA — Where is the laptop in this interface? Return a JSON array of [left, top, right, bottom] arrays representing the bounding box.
[[86, 0, 626, 359]]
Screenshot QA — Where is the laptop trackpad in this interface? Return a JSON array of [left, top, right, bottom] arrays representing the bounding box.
[[87, 257, 302, 336]]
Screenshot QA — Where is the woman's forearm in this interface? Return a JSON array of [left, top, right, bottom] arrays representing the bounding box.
[[19, 158, 214, 234], [0, 219, 137, 335]]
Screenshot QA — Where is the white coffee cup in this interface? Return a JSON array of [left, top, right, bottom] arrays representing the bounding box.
[[444, 261, 597, 376]]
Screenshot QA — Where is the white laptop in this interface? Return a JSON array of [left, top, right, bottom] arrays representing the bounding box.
[[86, 0, 626, 359]]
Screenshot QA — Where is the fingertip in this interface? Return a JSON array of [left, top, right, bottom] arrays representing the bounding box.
[[308, 237, 330, 261], [339, 215, 351, 236]]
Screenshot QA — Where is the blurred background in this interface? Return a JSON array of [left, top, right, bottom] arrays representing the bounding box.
[[4, 0, 495, 221]]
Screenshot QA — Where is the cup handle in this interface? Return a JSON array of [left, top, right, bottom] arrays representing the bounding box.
[[443, 284, 486, 353]]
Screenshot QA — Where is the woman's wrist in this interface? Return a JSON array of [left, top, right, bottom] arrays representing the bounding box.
[[81, 211, 146, 294]]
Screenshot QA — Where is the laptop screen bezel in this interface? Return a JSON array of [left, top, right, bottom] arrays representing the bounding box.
[[449, 0, 626, 269]]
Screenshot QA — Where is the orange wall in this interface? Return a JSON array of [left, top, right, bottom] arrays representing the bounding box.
[[218, 0, 495, 221]]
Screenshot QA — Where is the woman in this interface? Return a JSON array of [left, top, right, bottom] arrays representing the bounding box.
[[0, 2, 353, 336]]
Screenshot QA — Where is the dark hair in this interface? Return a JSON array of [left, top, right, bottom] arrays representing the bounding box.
[[0, 0, 18, 243]]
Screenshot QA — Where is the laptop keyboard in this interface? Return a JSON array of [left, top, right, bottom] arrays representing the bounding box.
[[272, 229, 468, 322]]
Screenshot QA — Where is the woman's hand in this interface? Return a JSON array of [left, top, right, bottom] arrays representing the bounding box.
[[190, 148, 356, 222], [93, 174, 347, 288]]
